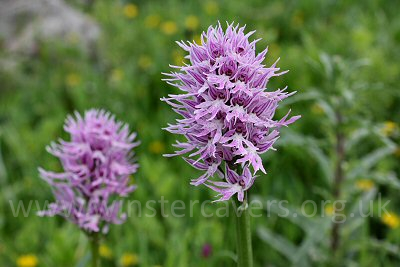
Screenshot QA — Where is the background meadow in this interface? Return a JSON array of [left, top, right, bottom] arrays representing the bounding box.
[[1, 0, 400, 266]]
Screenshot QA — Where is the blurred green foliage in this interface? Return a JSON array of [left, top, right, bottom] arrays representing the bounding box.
[[0, 0, 400, 266]]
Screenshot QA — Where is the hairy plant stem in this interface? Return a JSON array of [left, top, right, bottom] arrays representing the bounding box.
[[331, 111, 345, 252], [233, 193, 253, 267], [90, 232, 100, 267]]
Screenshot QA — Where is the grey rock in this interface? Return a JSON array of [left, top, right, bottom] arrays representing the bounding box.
[[0, 0, 100, 54]]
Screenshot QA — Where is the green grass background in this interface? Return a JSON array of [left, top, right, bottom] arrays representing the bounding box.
[[1, 0, 400, 266]]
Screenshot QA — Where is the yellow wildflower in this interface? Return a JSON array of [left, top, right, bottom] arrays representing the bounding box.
[[138, 56, 153, 70], [172, 50, 185, 66], [111, 68, 124, 83], [149, 140, 165, 154], [381, 121, 397, 136], [355, 179, 374, 191], [145, 14, 161, 29], [324, 204, 334, 216], [193, 34, 202, 45], [123, 4, 138, 19], [311, 103, 324, 115], [66, 73, 81, 87], [99, 244, 113, 259], [382, 212, 400, 229], [121, 253, 139, 266], [394, 147, 400, 157], [185, 15, 199, 31], [161, 21, 178, 35], [291, 11, 304, 28], [204, 1, 219, 15], [17, 254, 38, 267]]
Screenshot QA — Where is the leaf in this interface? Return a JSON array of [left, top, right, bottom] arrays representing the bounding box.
[[346, 127, 370, 151], [255, 195, 332, 266], [257, 227, 297, 262], [316, 99, 336, 123], [257, 226, 317, 267], [370, 239, 400, 259], [255, 196, 331, 236], [348, 145, 396, 179], [373, 172, 400, 190], [348, 58, 371, 72], [281, 90, 322, 106], [349, 188, 377, 218], [343, 189, 377, 236], [294, 234, 322, 266], [319, 53, 334, 81], [279, 131, 333, 184], [214, 250, 237, 262], [311, 186, 333, 200]]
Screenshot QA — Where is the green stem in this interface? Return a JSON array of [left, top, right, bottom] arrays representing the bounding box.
[[233, 193, 253, 267], [90, 232, 100, 267]]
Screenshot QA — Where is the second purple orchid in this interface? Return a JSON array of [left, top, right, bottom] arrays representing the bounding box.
[[162, 22, 300, 202], [39, 109, 139, 233]]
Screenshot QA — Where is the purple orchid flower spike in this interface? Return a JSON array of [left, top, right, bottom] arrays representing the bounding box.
[[162, 22, 300, 202], [38, 109, 140, 233]]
